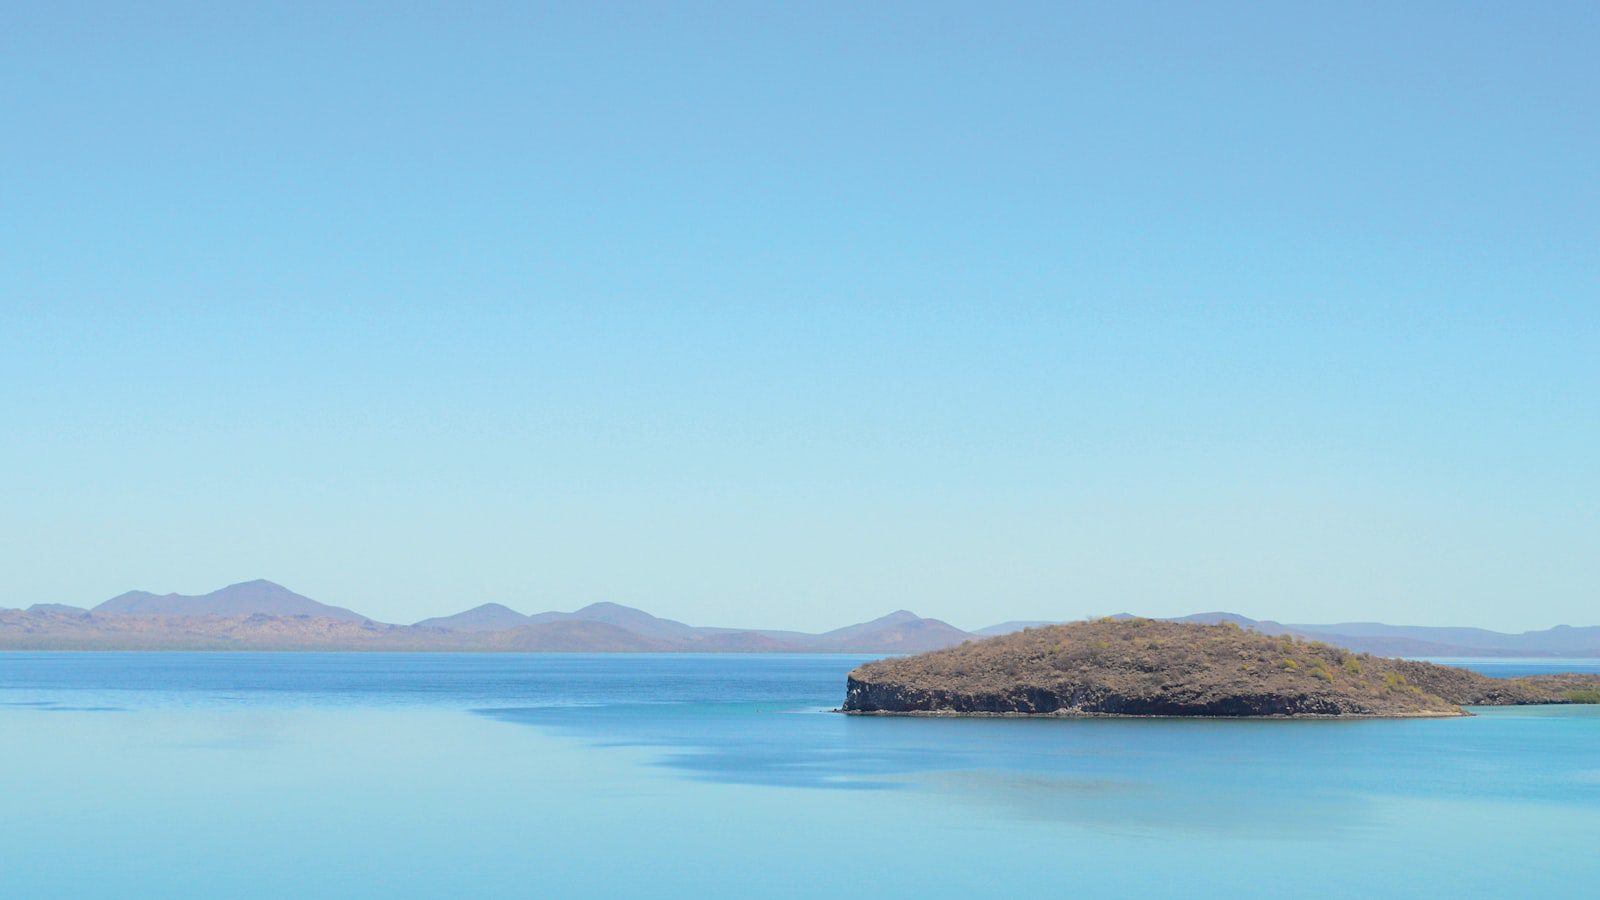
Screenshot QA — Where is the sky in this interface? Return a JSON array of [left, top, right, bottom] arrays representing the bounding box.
[[2, 2, 1596, 631]]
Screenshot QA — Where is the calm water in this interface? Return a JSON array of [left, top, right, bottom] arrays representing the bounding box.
[[3, 653, 1598, 898]]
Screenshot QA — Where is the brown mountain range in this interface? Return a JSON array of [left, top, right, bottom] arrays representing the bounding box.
[[5, 580, 1600, 656]]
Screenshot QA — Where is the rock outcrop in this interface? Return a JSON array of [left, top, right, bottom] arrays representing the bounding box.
[[842, 618, 1600, 718]]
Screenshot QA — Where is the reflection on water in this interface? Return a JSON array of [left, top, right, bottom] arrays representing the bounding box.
[[479, 694, 1600, 843]]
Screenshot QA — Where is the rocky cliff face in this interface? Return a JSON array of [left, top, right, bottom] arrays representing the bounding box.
[[842, 676, 1437, 717], [842, 619, 1600, 718]]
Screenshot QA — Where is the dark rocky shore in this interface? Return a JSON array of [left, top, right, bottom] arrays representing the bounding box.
[[842, 619, 1600, 718]]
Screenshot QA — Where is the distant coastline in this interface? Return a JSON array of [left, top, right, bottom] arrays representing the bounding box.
[[6, 579, 1600, 656]]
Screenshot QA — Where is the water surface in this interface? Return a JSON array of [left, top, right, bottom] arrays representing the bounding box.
[[3, 653, 1597, 897]]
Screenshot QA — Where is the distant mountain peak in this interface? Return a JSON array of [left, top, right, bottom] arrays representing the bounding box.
[[1170, 612, 1262, 627], [869, 610, 922, 625], [539, 601, 699, 640], [813, 609, 970, 652], [574, 601, 637, 614], [92, 580, 368, 623], [414, 602, 532, 632], [26, 603, 88, 616], [214, 579, 301, 597], [103, 590, 161, 603]]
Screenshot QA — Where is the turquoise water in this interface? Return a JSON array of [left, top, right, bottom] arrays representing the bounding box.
[[3, 654, 1598, 898]]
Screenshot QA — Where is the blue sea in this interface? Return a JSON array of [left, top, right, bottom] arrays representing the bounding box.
[[3, 653, 1598, 898]]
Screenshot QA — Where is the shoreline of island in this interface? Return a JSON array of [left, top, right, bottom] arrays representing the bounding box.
[[840, 618, 1600, 719]]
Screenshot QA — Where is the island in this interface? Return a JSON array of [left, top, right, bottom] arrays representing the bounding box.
[[842, 618, 1600, 718]]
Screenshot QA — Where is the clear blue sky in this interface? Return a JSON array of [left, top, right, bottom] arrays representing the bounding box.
[[3, 2, 1595, 630]]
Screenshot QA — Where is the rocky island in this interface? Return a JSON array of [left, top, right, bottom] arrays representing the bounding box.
[[842, 618, 1600, 718]]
